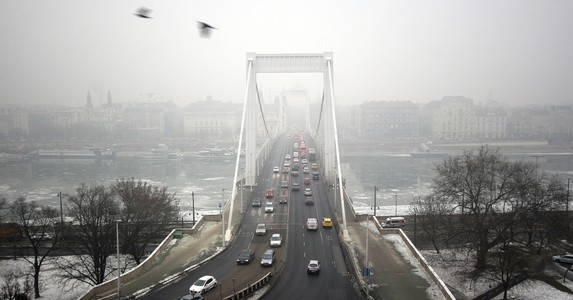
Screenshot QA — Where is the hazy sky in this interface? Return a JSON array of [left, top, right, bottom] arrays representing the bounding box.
[[1, 0, 573, 107]]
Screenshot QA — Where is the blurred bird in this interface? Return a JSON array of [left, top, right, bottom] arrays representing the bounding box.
[[134, 7, 152, 18], [197, 21, 217, 38]]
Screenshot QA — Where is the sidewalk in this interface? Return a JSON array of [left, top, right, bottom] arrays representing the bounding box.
[[96, 221, 222, 299]]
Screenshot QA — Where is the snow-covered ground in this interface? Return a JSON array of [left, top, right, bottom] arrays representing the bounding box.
[[421, 249, 573, 300]]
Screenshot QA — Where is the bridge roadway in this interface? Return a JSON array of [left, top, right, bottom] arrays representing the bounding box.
[[136, 133, 440, 300]]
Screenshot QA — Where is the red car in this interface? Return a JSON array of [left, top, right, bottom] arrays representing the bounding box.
[[304, 177, 311, 185], [266, 188, 274, 198]]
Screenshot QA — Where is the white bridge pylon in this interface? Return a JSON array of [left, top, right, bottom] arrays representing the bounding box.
[[227, 52, 348, 241]]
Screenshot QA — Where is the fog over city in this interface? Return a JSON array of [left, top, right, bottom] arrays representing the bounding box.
[[2, 0, 573, 107]]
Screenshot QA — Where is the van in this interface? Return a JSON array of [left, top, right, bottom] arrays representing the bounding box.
[[382, 217, 406, 228], [306, 218, 318, 230], [260, 249, 276, 266]]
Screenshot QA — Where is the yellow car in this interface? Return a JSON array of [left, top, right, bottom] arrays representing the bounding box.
[[311, 163, 319, 170], [322, 217, 333, 228]]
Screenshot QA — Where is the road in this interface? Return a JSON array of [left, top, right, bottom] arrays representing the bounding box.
[[140, 133, 360, 299]]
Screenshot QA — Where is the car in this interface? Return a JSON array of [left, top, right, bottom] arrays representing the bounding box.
[[312, 172, 319, 180], [293, 157, 299, 163], [278, 194, 288, 204], [255, 223, 267, 235], [180, 294, 204, 300], [302, 158, 308, 164], [304, 188, 312, 196], [284, 162, 291, 167], [273, 166, 280, 173], [553, 254, 573, 264], [307, 259, 320, 274], [251, 199, 261, 207], [281, 181, 288, 188], [31, 233, 52, 240], [285, 154, 291, 160], [306, 218, 318, 230], [261, 249, 276, 267], [303, 167, 310, 174], [266, 188, 274, 198], [305, 196, 314, 205], [269, 233, 282, 247], [189, 275, 217, 294], [282, 167, 289, 173], [291, 170, 299, 177], [304, 177, 311, 185], [322, 217, 333, 228], [291, 182, 300, 191], [311, 163, 319, 170], [292, 164, 300, 171], [237, 249, 256, 264], [264, 202, 274, 213]]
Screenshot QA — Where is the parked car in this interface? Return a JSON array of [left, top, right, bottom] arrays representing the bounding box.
[[307, 259, 320, 274], [189, 275, 217, 294], [269, 233, 282, 247], [553, 254, 573, 264], [255, 223, 267, 235], [322, 217, 333, 228], [278, 194, 288, 204], [381, 217, 406, 228], [251, 199, 261, 207], [237, 249, 256, 264]]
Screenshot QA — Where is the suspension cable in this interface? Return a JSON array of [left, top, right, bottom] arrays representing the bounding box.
[[255, 83, 273, 140]]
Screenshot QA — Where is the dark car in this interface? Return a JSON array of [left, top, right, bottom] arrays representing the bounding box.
[[252, 199, 261, 207], [292, 182, 300, 191], [237, 249, 256, 265], [180, 294, 204, 300], [312, 172, 319, 180], [305, 196, 314, 205], [278, 194, 288, 204]]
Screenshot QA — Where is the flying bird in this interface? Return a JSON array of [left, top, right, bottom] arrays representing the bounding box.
[[134, 7, 152, 18], [197, 21, 217, 38]]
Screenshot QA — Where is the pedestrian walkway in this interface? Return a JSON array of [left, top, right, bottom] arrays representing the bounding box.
[[95, 221, 222, 299]]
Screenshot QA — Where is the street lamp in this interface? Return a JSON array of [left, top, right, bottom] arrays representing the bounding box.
[[221, 188, 226, 248], [394, 194, 398, 216], [192, 191, 195, 225], [372, 186, 380, 217], [58, 192, 64, 226], [116, 219, 121, 299]]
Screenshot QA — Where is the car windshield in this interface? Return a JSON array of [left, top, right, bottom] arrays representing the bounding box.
[[263, 253, 272, 259], [239, 251, 250, 257], [194, 279, 205, 286], [271, 236, 280, 241]]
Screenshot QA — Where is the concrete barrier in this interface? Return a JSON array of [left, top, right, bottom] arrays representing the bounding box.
[[221, 272, 273, 300]]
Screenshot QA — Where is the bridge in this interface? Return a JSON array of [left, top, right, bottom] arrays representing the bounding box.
[[80, 53, 455, 300]]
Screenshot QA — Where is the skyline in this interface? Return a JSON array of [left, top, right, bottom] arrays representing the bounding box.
[[1, 0, 573, 107]]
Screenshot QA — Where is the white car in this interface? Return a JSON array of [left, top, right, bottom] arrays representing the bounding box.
[[189, 275, 217, 294], [553, 254, 573, 264], [264, 202, 274, 213], [269, 233, 282, 247], [273, 166, 280, 173]]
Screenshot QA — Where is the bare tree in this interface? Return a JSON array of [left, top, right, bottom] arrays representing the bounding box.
[[0, 268, 32, 300], [431, 145, 525, 269], [113, 178, 179, 264], [9, 197, 61, 298], [56, 184, 119, 286], [410, 195, 453, 253]]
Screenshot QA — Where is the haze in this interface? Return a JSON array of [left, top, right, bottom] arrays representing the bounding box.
[[1, 0, 572, 107]]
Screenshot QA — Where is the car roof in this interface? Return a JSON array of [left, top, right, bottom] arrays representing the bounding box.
[[309, 259, 319, 264], [323, 217, 331, 221]]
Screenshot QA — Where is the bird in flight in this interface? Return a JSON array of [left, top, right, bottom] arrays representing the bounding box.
[[197, 21, 217, 38], [134, 7, 152, 18]]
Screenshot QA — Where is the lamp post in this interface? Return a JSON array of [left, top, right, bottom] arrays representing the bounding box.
[[192, 191, 195, 225], [373, 186, 379, 217], [394, 194, 398, 216], [116, 219, 121, 299], [58, 192, 64, 226], [221, 188, 226, 248], [240, 180, 243, 213]]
